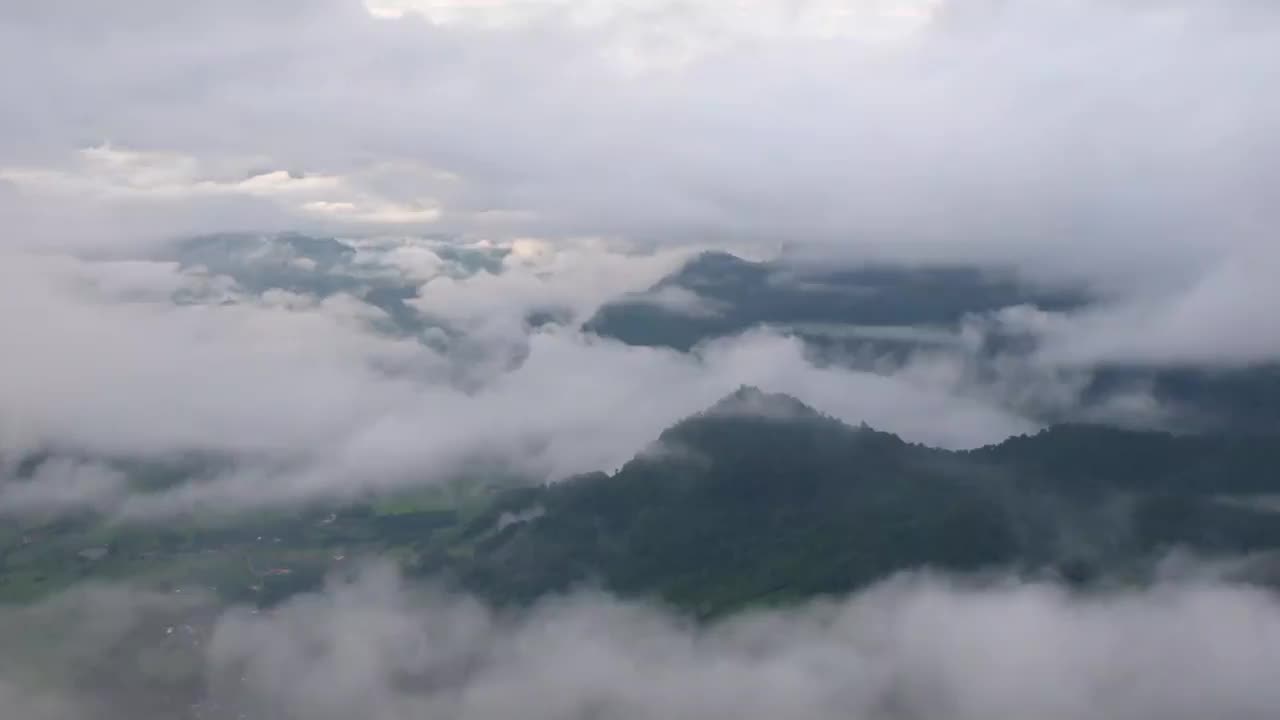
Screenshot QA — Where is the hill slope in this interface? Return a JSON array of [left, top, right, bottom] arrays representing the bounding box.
[[426, 388, 1280, 615]]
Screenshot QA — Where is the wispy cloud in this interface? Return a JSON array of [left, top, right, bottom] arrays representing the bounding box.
[[6, 564, 1280, 719]]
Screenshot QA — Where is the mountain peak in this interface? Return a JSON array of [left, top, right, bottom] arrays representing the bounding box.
[[705, 385, 809, 416], [643, 387, 907, 469], [660, 251, 767, 290]]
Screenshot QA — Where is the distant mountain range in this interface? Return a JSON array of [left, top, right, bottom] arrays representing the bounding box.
[[585, 250, 1085, 353], [157, 236, 1280, 432], [586, 251, 1280, 434]]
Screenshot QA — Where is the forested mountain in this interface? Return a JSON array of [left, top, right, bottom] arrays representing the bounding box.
[[426, 388, 1280, 615], [584, 251, 1084, 352]]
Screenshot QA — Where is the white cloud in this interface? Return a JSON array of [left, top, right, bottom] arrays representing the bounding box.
[[0, 252, 441, 461], [0, 243, 1038, 517], [410, 237, 690, 328], [973, 244, 1280, 368], [623, 285, 727, 318], [0, 460, 128, 517], [366, 0, 944, 70], [206, 567, 1280, 720], [107, 326, 1037, 517], [0, 146, 448, 243], [8, 565, 1280, 720]]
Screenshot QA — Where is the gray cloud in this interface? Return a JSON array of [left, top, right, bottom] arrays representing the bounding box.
[[1, 240, 1043, 517], [6, 564, 1280, 719], [1, 1, 1275, 265], [0, 459, 127, 518], [106, 325, 1038, 518]]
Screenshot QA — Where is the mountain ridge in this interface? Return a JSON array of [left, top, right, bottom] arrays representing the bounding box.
[[424, 388, 1280, 615]]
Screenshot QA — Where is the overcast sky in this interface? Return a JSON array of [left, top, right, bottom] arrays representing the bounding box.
[[3, 0, 1277, 264]]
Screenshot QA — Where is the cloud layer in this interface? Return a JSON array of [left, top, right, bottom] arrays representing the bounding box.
[[3, 1, 1277, 270], [7, 564, 1280, 720], [3, 0, 1279, 506], [2, 236, 1049, 517]]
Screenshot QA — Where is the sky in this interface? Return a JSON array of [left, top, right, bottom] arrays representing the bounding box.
[[3, 0, 1277, 266]]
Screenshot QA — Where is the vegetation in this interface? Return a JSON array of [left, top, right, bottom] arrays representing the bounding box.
[[427, 388, 1280, 615]]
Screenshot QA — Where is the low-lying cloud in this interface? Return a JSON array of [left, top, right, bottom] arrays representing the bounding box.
[[2, 234, 1065, 517], [6, 564, 1280, 719]]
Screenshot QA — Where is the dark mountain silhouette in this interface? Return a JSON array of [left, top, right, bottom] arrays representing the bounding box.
[[425, 389, 1280, 615], [584, 251, 1085, 352], [585, 251, 1280, 434]]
